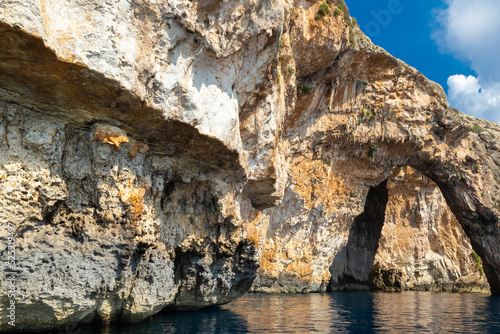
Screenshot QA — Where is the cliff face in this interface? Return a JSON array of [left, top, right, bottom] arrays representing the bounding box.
[[251, 1, 496, 294], [0, 100, 260, 329], [372, 167, 488, 292], [1, 0, 500, 331], [253, 165, 489, 293], [326, 166, 488, 292], [0, 0, 283, 330]]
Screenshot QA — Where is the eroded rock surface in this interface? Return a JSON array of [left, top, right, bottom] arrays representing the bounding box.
[[252, 0, 500, 294], [1, 0, 500, 331], [326, 167, 489, 292], [371, 167, 489, 292], [0, 0, 284, 330], [0, 102, 258, 330]]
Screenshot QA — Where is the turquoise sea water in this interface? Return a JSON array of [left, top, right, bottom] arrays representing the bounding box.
[[81, 292, 500, 333]]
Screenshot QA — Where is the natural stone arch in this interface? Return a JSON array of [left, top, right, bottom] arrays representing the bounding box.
[[327, 166, 488, 292], [287, 41, 500, 293], [411, 160, 500, 294]]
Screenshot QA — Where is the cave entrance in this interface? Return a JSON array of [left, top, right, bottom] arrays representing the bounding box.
[[328, 167, 490, 292], [327, 180, 388, 290]]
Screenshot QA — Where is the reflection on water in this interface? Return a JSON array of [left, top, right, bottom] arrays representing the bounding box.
[[81, 292, 500, 333], [81, 307, 249, 334]]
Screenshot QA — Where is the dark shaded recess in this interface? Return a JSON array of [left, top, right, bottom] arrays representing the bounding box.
[[369, 265, 404, 291], [231, 239, 260, 295], [160, 177, 183, 211], [242, 179, 281, 210], [328, 180, 388, 290], [165, 239, 258, 311], [462, 223, 500, 293], [0, 22, 244, 181]]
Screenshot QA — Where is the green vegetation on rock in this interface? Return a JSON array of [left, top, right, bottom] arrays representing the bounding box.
[[472, 251, 485, 276], [298, 85, 311, 94], [315, 2, 330, 20], [472, 124, 485, 133]]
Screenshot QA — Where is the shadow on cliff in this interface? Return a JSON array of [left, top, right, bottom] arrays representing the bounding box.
[[328, 181, 388, 290], [0, 21, 244, 179]]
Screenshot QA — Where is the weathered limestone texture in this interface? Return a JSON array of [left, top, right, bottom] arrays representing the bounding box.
[[371, 167, 489, 292], [2, 0, 500, 331], [0, 101, 258, 330], [327, 167, 489, 292], [252, 0, 500, 294], [0, 0, 284, 331]]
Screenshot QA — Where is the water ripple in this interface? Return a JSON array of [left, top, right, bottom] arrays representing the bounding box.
[[81, 291, 500, 334]]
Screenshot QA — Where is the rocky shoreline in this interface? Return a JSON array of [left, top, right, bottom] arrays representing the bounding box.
[[0, 0, 499, 331]]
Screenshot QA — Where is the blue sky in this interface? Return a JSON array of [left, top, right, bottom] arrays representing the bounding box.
[[347, 0, 500, 123]]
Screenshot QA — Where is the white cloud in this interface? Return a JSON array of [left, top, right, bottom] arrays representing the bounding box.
[[447, 75, 500, 121], [434, 0, 500, 122]]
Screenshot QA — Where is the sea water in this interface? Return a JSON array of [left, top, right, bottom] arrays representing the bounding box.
[[80, 291, 500, 333]]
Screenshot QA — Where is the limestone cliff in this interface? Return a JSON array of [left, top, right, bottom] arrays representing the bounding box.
[[1, 0, 500, 331], [253, 165, 489, 293], [326, 166, 489, 292], [371, 167, 488, 292], [0, 0, 283, 330], [251, 0, 500, 295]]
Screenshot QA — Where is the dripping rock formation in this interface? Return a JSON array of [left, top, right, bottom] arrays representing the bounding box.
[[0, 0, 499, 331]]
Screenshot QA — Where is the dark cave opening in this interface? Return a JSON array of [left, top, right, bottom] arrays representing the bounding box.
[[327, 180, 389, 290], [328, 166, 494, 293]]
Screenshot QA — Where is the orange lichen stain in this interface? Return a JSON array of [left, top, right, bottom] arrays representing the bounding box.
[[94, 128, 129, 149], [124, 187, 146, 220], [258, 239, 290, 276], [289, 156, 350, 215], [260, 254, 284, 278], [244, 211, 267, 248], [285, 261, 313, 282]]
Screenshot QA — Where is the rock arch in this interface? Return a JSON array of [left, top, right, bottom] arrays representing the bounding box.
[[411, 160, 500, 294], [250, 0, 500, 296], [281, 41, 500, 293], [328, 167, 489, 292]]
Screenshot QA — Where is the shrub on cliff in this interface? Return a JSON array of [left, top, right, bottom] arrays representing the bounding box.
[[315, 2, 330, 20], [471, 251, 485, 276]]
